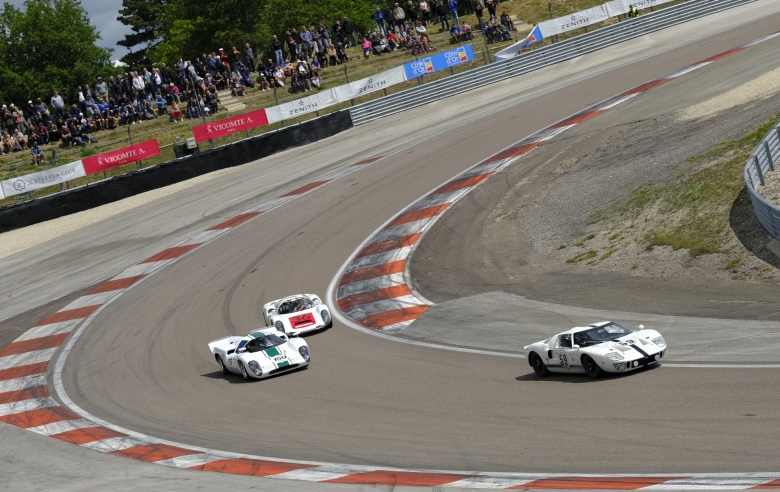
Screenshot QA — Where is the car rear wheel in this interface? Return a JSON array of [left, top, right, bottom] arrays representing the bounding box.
[[529, 352, 550, 377], [216, 355, 227, 375], [238, 361, 249, 380], [582, 355, 604, 379]]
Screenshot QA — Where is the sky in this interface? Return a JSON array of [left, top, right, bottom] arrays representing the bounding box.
[[6, 0, 131, 61]]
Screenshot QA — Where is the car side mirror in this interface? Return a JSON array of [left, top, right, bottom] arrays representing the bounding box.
[[638, 324, 644, 329], [572, 345, 580, 350]]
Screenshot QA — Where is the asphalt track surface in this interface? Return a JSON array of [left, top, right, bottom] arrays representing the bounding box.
[[48, 8, 780, 478], [3, 4, 780, 490]]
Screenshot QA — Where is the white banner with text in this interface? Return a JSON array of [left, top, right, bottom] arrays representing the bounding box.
[[1, 160, 86, 197], [538, 4, 610, 37], [265, 89, 339, 124]]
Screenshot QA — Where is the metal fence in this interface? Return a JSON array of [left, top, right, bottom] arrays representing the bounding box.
[[349, 0, 755, 126], [745, 122, 780, 239]]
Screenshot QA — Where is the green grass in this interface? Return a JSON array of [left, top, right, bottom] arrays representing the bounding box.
[[612, 115, 780, 255], [566, 250, 597, 263], [725, 257, 741, 270], [600, 248, 618, 260]]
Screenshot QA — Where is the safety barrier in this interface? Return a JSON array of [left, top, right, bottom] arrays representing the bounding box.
[[0, 110, 353, 233], [745, 121, 780, 239], [348, 0, 755, 126]]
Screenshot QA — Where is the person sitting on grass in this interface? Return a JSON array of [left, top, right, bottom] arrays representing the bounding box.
[[1, 131, 12, 153], [12, 128, 27, 150], [336, 42, 349, 63], [31, 142, 45, 164], [387, 31, 399, 50], [450, 24, 462, 42], [37, 122, 50, 145], [362, 37, 372, 58], [500, 11, 515, 31], [461, 22, 474, 40], [155, 93, 168, 115]]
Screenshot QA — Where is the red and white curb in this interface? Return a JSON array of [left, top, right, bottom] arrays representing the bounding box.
[[332, 31, 780, 336], [2, 34, 780, 489]]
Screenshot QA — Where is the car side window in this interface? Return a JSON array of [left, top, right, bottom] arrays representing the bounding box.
[[559, 334, 572, 349]]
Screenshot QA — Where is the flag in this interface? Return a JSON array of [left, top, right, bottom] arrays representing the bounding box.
[[522, 25, 543, 48]]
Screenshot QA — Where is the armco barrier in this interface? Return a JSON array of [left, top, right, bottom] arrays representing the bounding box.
[[349, 0, 755, 126], [745, 121, 780, 239], [0, 110, 352, 233]]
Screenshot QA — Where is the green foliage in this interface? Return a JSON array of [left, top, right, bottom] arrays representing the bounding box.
[[151, 0, 375, 65], [117, 0, 166, 69], [566, 250, 597, 263], [0, 0, 112, 107]]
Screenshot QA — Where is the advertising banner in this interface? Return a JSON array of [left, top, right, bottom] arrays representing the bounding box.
[[264, 89, 339, 124], [192, 108, 269, 142], [402, 45, 475, 80], [605, 0, 676, 16], [538, 4, 610, 37], [81, 139, 161, 174], [333, 67, 407, 102], [1, 160, 86, 197], [495, 25, 543, 61]]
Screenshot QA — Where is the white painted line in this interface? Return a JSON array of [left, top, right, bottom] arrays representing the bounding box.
[[180, 229, 227, 246], [27, 419, 98, 436], [81, 436, 150, 453], [0, 397, 58, 417], [444, 477, 536, 488], [343, 295, 426, 320], [344, 247, 413, 273], [0, 348, 57, 371], [112, 260, 172, 280], [372, 218, 434, 243], [0, 374, 45, 393], [643, 477, 776, 489], [410, 188, 471, 211], [14, 320, 80, 341], [337, 273, 406, 299], [270, 467, 352, 482], [157, 452, 229, 468], [61, 291, 118, 311]]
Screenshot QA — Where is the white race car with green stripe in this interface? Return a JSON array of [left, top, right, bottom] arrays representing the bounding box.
[[208, 328, 310, 380], [524, 321, 666, 379]]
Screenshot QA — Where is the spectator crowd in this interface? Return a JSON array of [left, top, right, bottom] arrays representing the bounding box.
[[0, 0, 517, 166]]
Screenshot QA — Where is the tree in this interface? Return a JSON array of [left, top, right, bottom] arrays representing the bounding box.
[[116, 0, 166, 70], [0, 0, 112, 108], [151, 0, 375, 66]]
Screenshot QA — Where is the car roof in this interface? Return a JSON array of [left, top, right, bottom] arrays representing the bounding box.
[[560, 321, 612, 335]]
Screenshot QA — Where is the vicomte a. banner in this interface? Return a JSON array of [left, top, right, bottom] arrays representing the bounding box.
[[1, 160, 86, 197], [81, 139, 161, 174], [192, 108, 269, 142]]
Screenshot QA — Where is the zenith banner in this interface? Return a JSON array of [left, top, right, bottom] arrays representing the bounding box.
[[402, 45, 475, 80], [192, 108, 269, 142], [1, 160, 86, 197], [81, 139, 161, 174]]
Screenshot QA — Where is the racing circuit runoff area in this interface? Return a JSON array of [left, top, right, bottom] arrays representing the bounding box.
[[4, 2, 780, 491]]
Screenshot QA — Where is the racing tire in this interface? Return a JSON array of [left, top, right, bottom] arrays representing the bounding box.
[[238, 361, 250, 380], [529, 352, 550, 377], [216, 355, 227, 375], [582, 355, 604, 379]]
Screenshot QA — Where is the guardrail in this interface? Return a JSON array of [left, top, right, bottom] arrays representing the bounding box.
[[745, 121, 780, 239], [349, 0, 755, 126]]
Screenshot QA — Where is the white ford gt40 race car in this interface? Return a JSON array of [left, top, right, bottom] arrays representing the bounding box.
[[208, 327, 310, 380], [263, 294, 332, 335], [524, 321, 666, 379]]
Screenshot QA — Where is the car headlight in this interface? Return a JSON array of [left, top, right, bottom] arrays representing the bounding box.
[[298, 346, 310, 362], [652, 336, 666, 348], [248, 360, 263, 376], [605, 352, 624, 361], [275, 320, 284, 332], [321, 310, 331, 324]]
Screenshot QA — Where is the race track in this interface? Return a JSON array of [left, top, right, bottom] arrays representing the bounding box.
[[3, 2, 780, 489]]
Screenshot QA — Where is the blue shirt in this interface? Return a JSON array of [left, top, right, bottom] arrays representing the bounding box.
[[447, 0, 458, 11]]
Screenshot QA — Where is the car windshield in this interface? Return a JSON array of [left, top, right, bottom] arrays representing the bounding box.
[[245, 334, 286, 353], [276, 297, 313, 315], [573, 322, 632, 346]]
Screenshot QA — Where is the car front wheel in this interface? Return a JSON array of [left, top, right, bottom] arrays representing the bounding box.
[[238, 361, 250, 380], [582, 355, 604, 379], [216, 355, 227, 374], [529, 352, 550, 377]]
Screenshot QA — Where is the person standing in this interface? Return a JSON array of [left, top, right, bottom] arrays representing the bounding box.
[[437, 0, 450, 30], [343, 17, 356, 47], [373, 8, 386, 37], [95, 77, 109, 101], [272, 35, 284, 65], [393, 3, 406, 31], [447, 0, 460, 27], [51, 91, 65, 120], [419, 0, 432, 26], [244, 43, 255, 72]]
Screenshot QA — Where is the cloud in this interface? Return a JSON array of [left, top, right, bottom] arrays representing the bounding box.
[[5, 0, 131, 60]]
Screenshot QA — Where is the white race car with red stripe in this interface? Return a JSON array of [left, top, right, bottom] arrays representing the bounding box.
[[263, 294, 332, 335], [524, 321, 667, 379]]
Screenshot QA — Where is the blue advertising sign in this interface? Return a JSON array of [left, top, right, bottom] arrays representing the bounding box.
[[402, 44, 475, 80]]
